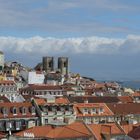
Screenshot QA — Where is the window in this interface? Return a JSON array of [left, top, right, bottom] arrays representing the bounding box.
[[1, 107, 8, 116], [0, 121, 5, 129], [6, 121, 12, 131], [16, 121, 21, 130], [45, 119, 48, 125], [64, 62, 67, 67], [12, 107, 17, 115], [92, 108, 96, 114], [84, 108, 88, 113], [49, 61, 52, 68], [30, 107, 36, 115], [22, 107, 26, 115], [100, 108, 104, 113]]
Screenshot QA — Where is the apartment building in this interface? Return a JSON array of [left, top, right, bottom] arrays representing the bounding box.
[[32, 97, 76, 125], [0, 102, 39, 132]]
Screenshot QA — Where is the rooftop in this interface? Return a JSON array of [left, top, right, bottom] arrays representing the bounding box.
[[14, 121, 92, 139], [107, 103, 140, 115]]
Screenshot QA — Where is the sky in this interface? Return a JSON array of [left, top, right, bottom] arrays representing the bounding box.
[[0, 0, 140, 80]]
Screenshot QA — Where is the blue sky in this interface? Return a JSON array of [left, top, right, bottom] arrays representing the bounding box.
[[1, 0, 140, 80]]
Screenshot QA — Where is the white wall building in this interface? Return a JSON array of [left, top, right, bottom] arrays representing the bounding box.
[[28, 71, 45, 84]]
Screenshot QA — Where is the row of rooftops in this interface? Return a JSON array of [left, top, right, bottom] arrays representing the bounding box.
[[1, 96, 140, 118], [0, 80, 15, 85], [0, 78, 140, 139], [0, 81, 139, 98], [0, 121, 139, 139], [10, 121, 140, 140], [0, 102, 36, 119]]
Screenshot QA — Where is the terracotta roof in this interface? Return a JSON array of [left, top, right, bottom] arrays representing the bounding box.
[[55, 97, 69, 104], [35, 97, 69, 105], [63, 87, 75, 91], [117, 96, 133, 103], [74, 103, 114, 117], [107, 103, 140, 115], [21, 84, 62, 91], [47, 122, 92, 139], [22, 95, 40, 101], [95, 83, 106, 89], [84, 88, 94, 95], [0, 80, 15, 84], [35, 98, 46, 105], [68, 96, 120, 103], [15, 121, 92, 139], [0, 132, 6, 139], [88, 123, 125, 140], [132, 92, 140, 97], [0, 102, 37, 119], [0, 96, 10, 102]]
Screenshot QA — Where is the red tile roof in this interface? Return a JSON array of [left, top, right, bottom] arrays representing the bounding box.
[[35, 98, 46, 105], [35, 97, 70, 105], [55, 97, 69, 104], [0, 80, 15, 84], [22, 84, 62, 91], [0, 132, 6, 139], [107, 103, 140, 115], [132, 92, 140, 97], [0, 96, 10, 102], [88, 123, 125, 140], [117, 96, 133, 103], [74, 103, 114, 117], [0, 102, 37, 119], [68, 96, 120, 103], [15, 121, 92, 139]]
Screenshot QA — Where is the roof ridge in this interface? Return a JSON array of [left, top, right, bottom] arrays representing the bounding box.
[[65, 122, 92, 136], [115, 122, 126, 135], [104, 103, 114, 115]]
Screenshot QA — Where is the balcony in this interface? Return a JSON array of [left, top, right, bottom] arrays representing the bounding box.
[[65, 111, 72, 116], [56, 111, 64, 116], [48, 111, 55, 116], [49, 119, 64, 125]]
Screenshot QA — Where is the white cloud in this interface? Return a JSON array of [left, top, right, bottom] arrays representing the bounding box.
[[1, 35, 140, 55]]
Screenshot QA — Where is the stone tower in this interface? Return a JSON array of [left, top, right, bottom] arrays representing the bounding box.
[[58, 57, 68, 75], [42, 57, 54, 73]]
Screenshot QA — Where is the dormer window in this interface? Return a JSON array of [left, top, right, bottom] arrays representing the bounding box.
[[22, 107, 26, 115], [99, 108, 104, 113], [12, 107, 17, 115], [29, 106, 36, 115], [1, 107, 8, 116], [92, 108, 96, 114], [84, 108, 88, 113]]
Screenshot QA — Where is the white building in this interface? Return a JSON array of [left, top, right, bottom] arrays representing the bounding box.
[[28, 71, 45, 84]]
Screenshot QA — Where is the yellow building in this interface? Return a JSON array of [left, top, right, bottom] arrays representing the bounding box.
[[0, 74, 6, 81]]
